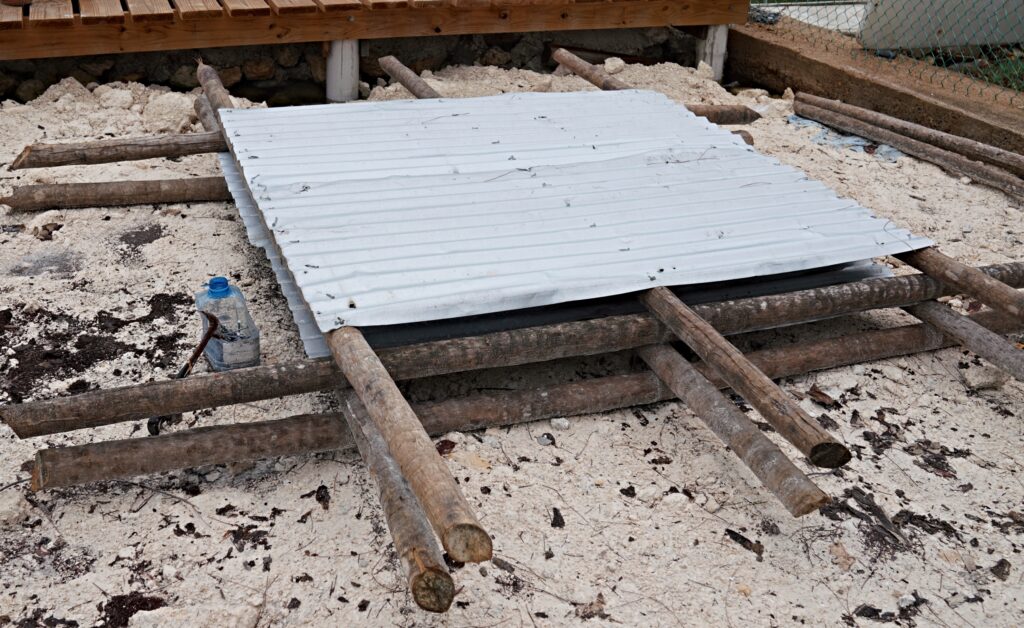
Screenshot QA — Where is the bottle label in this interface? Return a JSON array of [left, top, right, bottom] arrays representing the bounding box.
[[221, 337, 260, 367]]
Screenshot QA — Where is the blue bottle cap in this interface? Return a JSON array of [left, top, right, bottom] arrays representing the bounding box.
[[208, 276, 230, 298]]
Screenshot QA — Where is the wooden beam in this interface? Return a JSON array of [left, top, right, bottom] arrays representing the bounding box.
[[0, 177, 232, 212], [379, 55, 442, 99], [898, 247, 1024, 320], [327, 327, 492, 563], [197, 61, 235, 111], [6, 262, 1024, 438], [640, 287, 851, 468], [638, 344, 829, 516], [905, 301, 1024, 381], [338, 391, 454, 612], [0, 1, 748, 61], [194, 95, 221, 133], [10, 132, 227, 170]]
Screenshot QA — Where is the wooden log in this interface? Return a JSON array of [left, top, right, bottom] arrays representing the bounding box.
[[793, 101, 1024, 200], [6, 262, 1024, 438], [638, 344, 829, 516], [897, 247, 1024, 320], [379, 55, 442, 99], [338, 390, 454, 612], [194, 95, 221, 134], [640, 287, 851, 468], [551, 48, 761, 125], [10, 132, 227, 170], [905, 301, 1024, 381], [327, 327, 492, 563], [197, 61, 235, 111], [795, 93, 1024, 179], [28, 308, 1021, 493], [0, 177, 232, 212]]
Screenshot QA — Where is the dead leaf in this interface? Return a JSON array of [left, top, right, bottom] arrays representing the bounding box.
[[451, 450, 491, 470], [829, 542, 855, 571], [736, 583, 752, 597], [807, 384, 839, 408]]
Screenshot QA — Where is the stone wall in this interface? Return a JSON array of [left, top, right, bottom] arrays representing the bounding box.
[[0, 28, 698, 104]]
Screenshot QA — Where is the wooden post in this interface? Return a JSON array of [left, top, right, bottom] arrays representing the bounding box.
[[897, 248, 1024, 320], [793, 101, 1024, 200], [0, 177, 232, 212], [905, 301, 1024, 381], [339, 391, 454, 612], [27, 308, 1020, 493], [196, 61, 235, 111], [639, 344, 828, 516], [5, 262, 1024, 438], [795, 93, 1024, 179], [194, 95, 221, 134], [10, 132, 227, 170], [379, 55, 442, 99], [327, 327, 492, 563], [640, 287, 851, 468], [696, 24, 729, 82]]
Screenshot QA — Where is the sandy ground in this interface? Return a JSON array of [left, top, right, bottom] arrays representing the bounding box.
[[1, 61, 1023, 627]]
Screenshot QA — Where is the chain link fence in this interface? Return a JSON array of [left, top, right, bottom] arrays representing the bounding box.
[[749, 1, 1024, 107]]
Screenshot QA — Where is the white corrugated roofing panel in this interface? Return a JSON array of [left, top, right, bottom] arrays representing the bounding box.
[[219, 90, 931, 333]]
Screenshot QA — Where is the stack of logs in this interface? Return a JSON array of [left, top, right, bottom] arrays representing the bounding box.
[[2, 56, 1024, 613]]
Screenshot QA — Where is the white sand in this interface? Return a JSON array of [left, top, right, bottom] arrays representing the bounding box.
[[1, 64, 1022, 626]]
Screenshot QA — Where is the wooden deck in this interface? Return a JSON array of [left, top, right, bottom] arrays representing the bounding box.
[[0, 0, 749, 61]]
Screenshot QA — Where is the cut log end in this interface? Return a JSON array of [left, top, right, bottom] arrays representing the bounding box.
[[10, 146, 31, 171], [809, 442, 852, 469], [410, 564, 456, 613], [443, 523, 493, 563], [788, 487, 831, 518]]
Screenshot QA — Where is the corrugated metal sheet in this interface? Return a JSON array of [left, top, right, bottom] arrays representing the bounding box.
[[219, 90, 931, 337]]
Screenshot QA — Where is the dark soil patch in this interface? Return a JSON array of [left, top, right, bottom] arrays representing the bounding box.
[[99, 592, 165, 627], [118, 224, 165, 260]]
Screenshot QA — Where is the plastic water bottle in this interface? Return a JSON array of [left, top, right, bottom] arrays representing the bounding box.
[[195, 276, 261, 371]]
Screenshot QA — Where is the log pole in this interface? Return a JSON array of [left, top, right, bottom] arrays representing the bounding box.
[[0, 177, 232, 212], [638, 344, 829, 516], [28, 309, 1021, 493], [897, 247, 1024, 320], [795, 93, 1024, 179], [5, 262, 1024, 438], [640, 287, 851, 468], [339, 390, 454, 612], [379, 56, 442, 99], [196, 61, 235, 112], [194, 95, 221, 134], [793, 101, 1024, 199], [327, 327, 492, 564], [550, 48, 761, 125], [905, 301, 1024, 381], [9, 132, 226, 170]]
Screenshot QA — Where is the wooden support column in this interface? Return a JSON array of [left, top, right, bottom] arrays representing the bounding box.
[[338, 390, 455, 612], [379, 55, 442, 99], [327, 327, 492, 563], [696, 24, 729, 82], [898, 248, 1024, 320], [640, 287, 851, 468], [638, 344, 829, 516], [905, 301, 1024, 381], [327, 40, 360, 103]]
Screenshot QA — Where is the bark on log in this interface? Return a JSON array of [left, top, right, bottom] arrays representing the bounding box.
[[0, 177, 232, 212], [905, 301, 1024, 381], [795, 93, 1024, 179], [194, 95, 221, 134], [551, 48, 761, 125], [897, 247, 1024, 320], [29, 309, 1020, 493], [793, 101, 1024, 199], [638, 344, 829, 516], [6, 262, 1024, 438], [379, 55, 442, 99], [10, 132, 227, 170], [338, 390, 454, 612], [327, 327, 492, 564], [640, 287, 851, 468], [197, 61, 235, 111]]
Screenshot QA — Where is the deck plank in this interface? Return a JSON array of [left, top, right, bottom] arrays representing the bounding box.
[[27, 0, 74, 26], [314, 0, 362, 11], [174, 0, 224, 19], [221, 0, 272, 16], [266, 0, 319, 14], [126, 0, 177, 22], [363, 0, 409, 8], [0, 4, 23, 30], [80, 0, 127, 24]]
